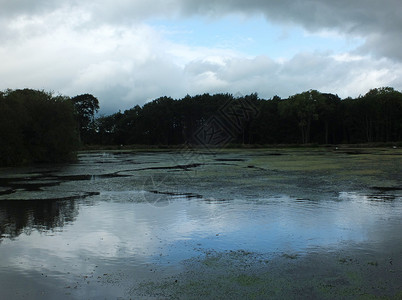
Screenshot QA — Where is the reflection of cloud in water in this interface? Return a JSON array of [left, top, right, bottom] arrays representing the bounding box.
[[338, 191, 402, 246], [1, 151, 401, 298], [1, 189, 401, 280], [339, 191, 400, 203]]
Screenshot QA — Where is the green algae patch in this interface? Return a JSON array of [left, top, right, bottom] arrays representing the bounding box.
[[282, 253, 299, 259], [108, 147, 402, 201], [131, 247, 402, 299], [232, 274, 264, 287]]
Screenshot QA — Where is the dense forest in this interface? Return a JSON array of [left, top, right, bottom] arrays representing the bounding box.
[[1, 87, 402, 166], [0, 89, 98, 166], [92, 87, 402, 147]]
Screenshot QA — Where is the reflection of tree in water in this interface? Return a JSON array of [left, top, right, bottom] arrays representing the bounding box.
[[0, 199, 79, 241]]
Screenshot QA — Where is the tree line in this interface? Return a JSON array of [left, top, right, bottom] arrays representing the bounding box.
[[0, 89, 99, 166], [1, 87, 402, 166], [93, 87, 402, 147]]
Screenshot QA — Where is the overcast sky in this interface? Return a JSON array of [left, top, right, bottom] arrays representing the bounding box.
[[1, 0, 402, 114]]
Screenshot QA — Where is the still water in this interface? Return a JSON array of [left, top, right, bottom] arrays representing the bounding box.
[[0, 149, 401, 299]]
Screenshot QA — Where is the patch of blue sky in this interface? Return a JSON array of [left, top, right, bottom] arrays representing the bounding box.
[[148, 14, 364, 60]]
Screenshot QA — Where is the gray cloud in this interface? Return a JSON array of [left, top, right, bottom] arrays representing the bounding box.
[[1, 0, 401, 61], [176, 0, 400, 34], [175, 0, 402, 61], [3, 0, 401, 34], [1, 0, 402, 114], [0, 0, 59, 16], [66, 53, 402, 114]]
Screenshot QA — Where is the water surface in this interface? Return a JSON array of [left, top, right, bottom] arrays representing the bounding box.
[[0, 149, 401, 299]]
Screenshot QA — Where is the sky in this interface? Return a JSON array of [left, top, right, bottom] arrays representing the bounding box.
[[1, 0, 402, 114]]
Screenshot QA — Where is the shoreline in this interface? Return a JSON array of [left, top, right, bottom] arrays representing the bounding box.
[[78, 142, 402, 152]]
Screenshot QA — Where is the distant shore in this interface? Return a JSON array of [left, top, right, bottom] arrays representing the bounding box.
[[79, 142, 402, 152]]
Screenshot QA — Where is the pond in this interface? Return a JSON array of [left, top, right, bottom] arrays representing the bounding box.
[[0, 148, 401, 299]]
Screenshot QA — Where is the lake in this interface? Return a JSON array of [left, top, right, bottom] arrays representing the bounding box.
[[0, 148, 401, 299]]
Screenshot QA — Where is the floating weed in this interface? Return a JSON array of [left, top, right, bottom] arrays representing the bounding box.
[[282, 253, 299, 259], [339, 257, 354, 264], [339, 258, 348, 264], [202, 254, 223, 268], [229, 249, 253, 257], [346, 271, 363, 285], [232, 274, 263, 287], [393, 291, 402, 300], [132, 248, 402, 300], [340, 169, 383, 176]]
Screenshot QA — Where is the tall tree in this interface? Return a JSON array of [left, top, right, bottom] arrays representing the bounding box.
[[315, 93, 341, 144], [360, 87, 402, 142], [71, 94, 99, 144], [279, 90, 323, 144]]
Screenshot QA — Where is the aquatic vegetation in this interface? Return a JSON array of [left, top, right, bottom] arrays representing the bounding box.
[[133, 248, 402, 299], [282, 253, 299, 259], [0, 149, 401, 299]]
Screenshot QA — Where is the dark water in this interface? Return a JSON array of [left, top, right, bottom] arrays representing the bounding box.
[[0, 150, 401, 299]]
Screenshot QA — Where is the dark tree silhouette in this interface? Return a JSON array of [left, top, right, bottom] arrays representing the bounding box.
[[2, 87, 402, 166], [71, 94, 99, 144], [0, 89, 79, 166], [92, 88, 402, 147]]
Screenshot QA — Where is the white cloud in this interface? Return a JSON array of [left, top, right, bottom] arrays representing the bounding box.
[[1, 0, 402, 113], [180, 52, 402, 100], [2, 0, 402, 61]]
